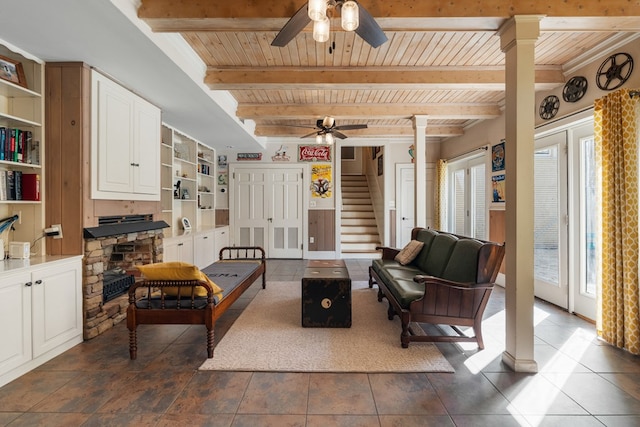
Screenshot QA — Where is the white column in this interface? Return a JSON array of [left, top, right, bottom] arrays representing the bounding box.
[[412, 115, 427, 228], [498, 16, 540, 373]]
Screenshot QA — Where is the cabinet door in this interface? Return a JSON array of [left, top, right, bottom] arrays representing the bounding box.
[[31, 260, 82, 358], [194, 230, 216, 269], [214, 227, 230, 259], [133, 99, 161, 195], [93, 72, 135, 193], [0, 272, 32, 376], [164, 235, 194, 264]]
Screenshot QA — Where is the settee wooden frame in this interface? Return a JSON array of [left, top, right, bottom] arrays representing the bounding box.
[[369, 229, 504, 350], [126, 246, 266, 360]]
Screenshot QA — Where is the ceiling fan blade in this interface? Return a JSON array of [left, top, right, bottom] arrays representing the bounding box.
[[301, 131, 320, 138], [334, 124, 368, 130], [332, 130, 349, 139], [354, 5, 388, 48], [272, 3, 311, 47], [283, 124, 318, 129]]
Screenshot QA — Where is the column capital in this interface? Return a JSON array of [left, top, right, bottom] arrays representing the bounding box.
[[412, 115, 428, 129], [498, 15, 542, 52]]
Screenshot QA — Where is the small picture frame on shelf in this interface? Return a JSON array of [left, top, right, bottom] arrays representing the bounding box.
[[181, 217, 192, 231], [0, 55, 27, 88], [181, 188, 190, 199]]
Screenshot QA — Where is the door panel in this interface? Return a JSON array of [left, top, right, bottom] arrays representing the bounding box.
[[570, 121, 597, 320], [234, 171, 268, 247], [396, 165, 415, 248], [269, 169, 303, 258], [534, 131, 568, 308]]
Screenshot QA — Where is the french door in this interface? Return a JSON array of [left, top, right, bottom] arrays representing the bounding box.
[[534, 120, 597, 319], [230, 165, 304, 258], [447, 155, 487, 239]]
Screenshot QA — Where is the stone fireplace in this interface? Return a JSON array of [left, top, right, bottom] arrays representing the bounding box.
[[83, 215, 168, 340]]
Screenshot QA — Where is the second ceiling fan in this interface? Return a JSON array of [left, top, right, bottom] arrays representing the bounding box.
[[297, 116, 367, 143]]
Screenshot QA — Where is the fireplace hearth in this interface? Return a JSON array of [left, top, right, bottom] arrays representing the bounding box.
[[82, 214, 168, 340]]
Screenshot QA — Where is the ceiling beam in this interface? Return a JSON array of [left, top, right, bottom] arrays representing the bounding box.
[[206, 68, 563, 91], [139, 0, 640, 30], [238, 104, 501, 120], [254, 125, 464, 138]]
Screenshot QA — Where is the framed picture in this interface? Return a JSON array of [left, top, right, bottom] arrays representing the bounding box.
[[181, 217, 192, 231], [377, 155, 384, 176], [492, 174, 505, 203], [492, 140, 505, 172], [0, 55, 27, 88]]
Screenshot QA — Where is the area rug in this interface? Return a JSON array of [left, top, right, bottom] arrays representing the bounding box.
[[199, 281, 454, 372]]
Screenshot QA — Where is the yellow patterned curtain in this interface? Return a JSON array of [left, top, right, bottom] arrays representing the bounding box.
[[594, 88, 640, 355], [434, 159, 447, 230]]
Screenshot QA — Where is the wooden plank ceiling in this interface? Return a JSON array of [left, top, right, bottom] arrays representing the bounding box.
[[138, 0, 640, 142]]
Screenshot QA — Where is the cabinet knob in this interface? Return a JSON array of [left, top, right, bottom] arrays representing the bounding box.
[[178, 243, 183, 246], [25, 281, 32, 287], [35, 280, 43, 285], [203, 236, 208, 239]]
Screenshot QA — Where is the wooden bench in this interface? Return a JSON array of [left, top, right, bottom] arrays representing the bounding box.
[[126, 246, 266, 359]]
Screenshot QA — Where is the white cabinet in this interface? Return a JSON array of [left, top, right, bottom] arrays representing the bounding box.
[[0, 256, 83, 388], [31, 261, 83, 358], [91, 70, 161, 201], [194, 229, 215, 269], [214, 226, 230, 255], [163, 234, 194, 264], [0, 271, 32, 378]]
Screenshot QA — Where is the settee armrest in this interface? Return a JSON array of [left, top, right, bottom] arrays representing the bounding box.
[[413, 275, 494, 291], [376, 245, 401, 260]]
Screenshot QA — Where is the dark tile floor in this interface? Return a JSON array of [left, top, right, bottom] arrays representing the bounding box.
[[1, 259, 639, 426]]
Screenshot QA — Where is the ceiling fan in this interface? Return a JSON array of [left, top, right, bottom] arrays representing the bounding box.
[[272, 0, 388, 49], [295, 116, 368, 142]]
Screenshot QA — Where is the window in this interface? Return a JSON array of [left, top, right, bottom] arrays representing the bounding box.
[[447, 155, 487, 239]]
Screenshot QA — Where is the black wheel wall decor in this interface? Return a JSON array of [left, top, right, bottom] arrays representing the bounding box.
[[539, 95, 560, 120], [562, 76, 588, 102], [596, 52, 634, 91]]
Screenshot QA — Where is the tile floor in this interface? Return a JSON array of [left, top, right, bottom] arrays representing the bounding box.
[[0, 259, 639, 426]]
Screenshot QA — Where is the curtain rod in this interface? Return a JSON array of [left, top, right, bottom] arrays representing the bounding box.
[[445, 145, 488, 163]]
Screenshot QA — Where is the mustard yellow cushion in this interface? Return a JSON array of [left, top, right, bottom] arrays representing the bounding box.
[[136, 261, 223, 299], [394, 240, 425, 265]]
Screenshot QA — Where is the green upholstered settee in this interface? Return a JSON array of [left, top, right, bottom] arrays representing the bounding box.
[[369, 227, 505, 349]]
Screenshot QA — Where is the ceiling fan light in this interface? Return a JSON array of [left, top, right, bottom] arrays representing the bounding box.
[[308, 0, 327, 21], [313, 16, 330, 43], [325, 133, 334, 145], [316, 134, 323, 144], [322, 116, 335, 128], [341, 0, 359, 32]]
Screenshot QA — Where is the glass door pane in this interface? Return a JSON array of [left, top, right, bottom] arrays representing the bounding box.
[[582, 136, 597, 297], [534, 146, 560, 286], [470, 163, 486, 239]]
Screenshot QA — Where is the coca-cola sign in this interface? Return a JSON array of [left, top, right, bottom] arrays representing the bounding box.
[[298, 145, 331, 162]]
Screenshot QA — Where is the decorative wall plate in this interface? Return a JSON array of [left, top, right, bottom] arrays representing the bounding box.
[[596, 52, 634, 91], [562, 76, 588, 102], [539, 95, 560, 120]]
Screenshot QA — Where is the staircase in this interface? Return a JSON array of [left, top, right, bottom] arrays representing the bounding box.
[[341, 175, 381, 257]]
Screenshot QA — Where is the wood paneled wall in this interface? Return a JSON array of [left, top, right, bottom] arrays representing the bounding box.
[[215, 209, 229, 226], [308, 209, 335, 251], [489, 209, 506, 274]]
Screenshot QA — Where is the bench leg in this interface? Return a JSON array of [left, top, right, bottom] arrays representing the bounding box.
[[207, 327, 215, 358], [129, 328, 138, 360], [400, 312, 411, 348]]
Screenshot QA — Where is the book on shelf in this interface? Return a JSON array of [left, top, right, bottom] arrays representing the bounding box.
[[0, 170, 6, 200], [6, 170, 15, 200], [21, 173, 40, 201], [0, 127, 5, 161]]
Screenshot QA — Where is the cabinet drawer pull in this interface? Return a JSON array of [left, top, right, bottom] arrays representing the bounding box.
[[25, 281, 32, 287], [35, 280, 43, 285], [178, 243, 183, 246], [203, 236, 208, 239]]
